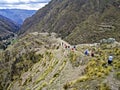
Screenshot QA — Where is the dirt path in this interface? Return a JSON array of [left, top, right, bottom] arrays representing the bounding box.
[[106, 69, 120, 90]]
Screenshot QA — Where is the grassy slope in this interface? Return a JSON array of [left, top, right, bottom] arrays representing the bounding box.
[[66, 3, 120, 44], [0, 32, 120, 90], [20, 0, 120, 44]]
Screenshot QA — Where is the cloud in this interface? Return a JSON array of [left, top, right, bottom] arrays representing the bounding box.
[[0, 0, 50, 3], [0, 0, 51, 10]]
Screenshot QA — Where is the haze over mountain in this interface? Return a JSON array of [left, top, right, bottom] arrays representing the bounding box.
[[0, 14, 19, 38], [20, 0, 120, 44], [0, 9, 36, 25]]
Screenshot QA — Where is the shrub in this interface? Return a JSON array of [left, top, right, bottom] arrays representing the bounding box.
[[99, 83, 111, 90], [63, 83, 71, 90], [76, 76, 89, 82], [115, 72, 120, 80]]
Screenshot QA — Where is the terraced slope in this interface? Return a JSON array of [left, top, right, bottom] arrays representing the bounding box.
[[0, 32, 120, 90], [20, 0, 120, 44]]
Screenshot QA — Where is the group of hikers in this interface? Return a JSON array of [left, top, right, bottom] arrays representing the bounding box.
[[84, 49, 113, 65], [61, 42, 113, 65], [61, 42, 76, 51], [84, 49, 94, 57]]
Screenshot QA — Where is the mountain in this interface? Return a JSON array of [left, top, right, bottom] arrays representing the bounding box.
[[0, 0, 120, 90], [0, 9, 36, 25], [20, 0, 120, 44], [0, 32, 120, 90], [0, 15, 19, 37]]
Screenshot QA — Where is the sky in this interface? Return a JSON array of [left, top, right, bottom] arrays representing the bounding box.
[[0, 0, 51, 10]]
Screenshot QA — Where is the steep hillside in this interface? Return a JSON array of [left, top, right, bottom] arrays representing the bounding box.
[[0, 9, 36, 25], [0, 15, 19, 37], [0, 32, 120, 90], [20, 0, 120, 44]]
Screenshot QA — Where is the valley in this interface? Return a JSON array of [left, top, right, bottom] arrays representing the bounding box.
[[0, 0, 120, 90]]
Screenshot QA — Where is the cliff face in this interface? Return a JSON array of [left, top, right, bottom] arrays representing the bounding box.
[[20, 0, 120, 44]]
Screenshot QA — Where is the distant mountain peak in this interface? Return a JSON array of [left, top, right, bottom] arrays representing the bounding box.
[[0, 15, 19, 37], [0, 9, 36, 25]]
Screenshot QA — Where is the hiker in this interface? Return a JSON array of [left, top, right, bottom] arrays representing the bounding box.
[[84, 49, 89, 56], [108, 55, 113, 65], [64, 44, 67, 49], [90, 50, 94, 57], [67, 45, 70, 50], [67, 45, 70, 49], [71, 47, 74, 51], [71, 45, 76, 51], [73, 45, 76, 50]]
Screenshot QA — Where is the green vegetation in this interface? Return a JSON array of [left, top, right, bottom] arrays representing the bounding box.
[[20, 0, 120, 44], [69, 51, 80, 67], [35, 66, 54, 84], [63, 43, 120, 90], [0, 33, 58, 90], [115, 72, 120, 80], [98, 83, 111, 90], [0, 15, 19, 38], [0, 34, 120, 90], [0, 0, 120, 89], [35, 82, 47, 90]]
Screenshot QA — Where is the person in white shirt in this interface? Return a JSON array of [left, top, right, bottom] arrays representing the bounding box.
[[108, 55, 113, 64]]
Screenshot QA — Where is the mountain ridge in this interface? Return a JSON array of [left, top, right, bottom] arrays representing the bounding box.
[[0, 15, 19, 37], [0, 0, 120, 89], [20, 0, 120, 44], [0, 9, 36, 25], [0, 32, 120, 90]]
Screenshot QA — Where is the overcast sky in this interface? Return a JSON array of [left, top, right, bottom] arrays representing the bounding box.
[[0, 0, 51, 10]]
